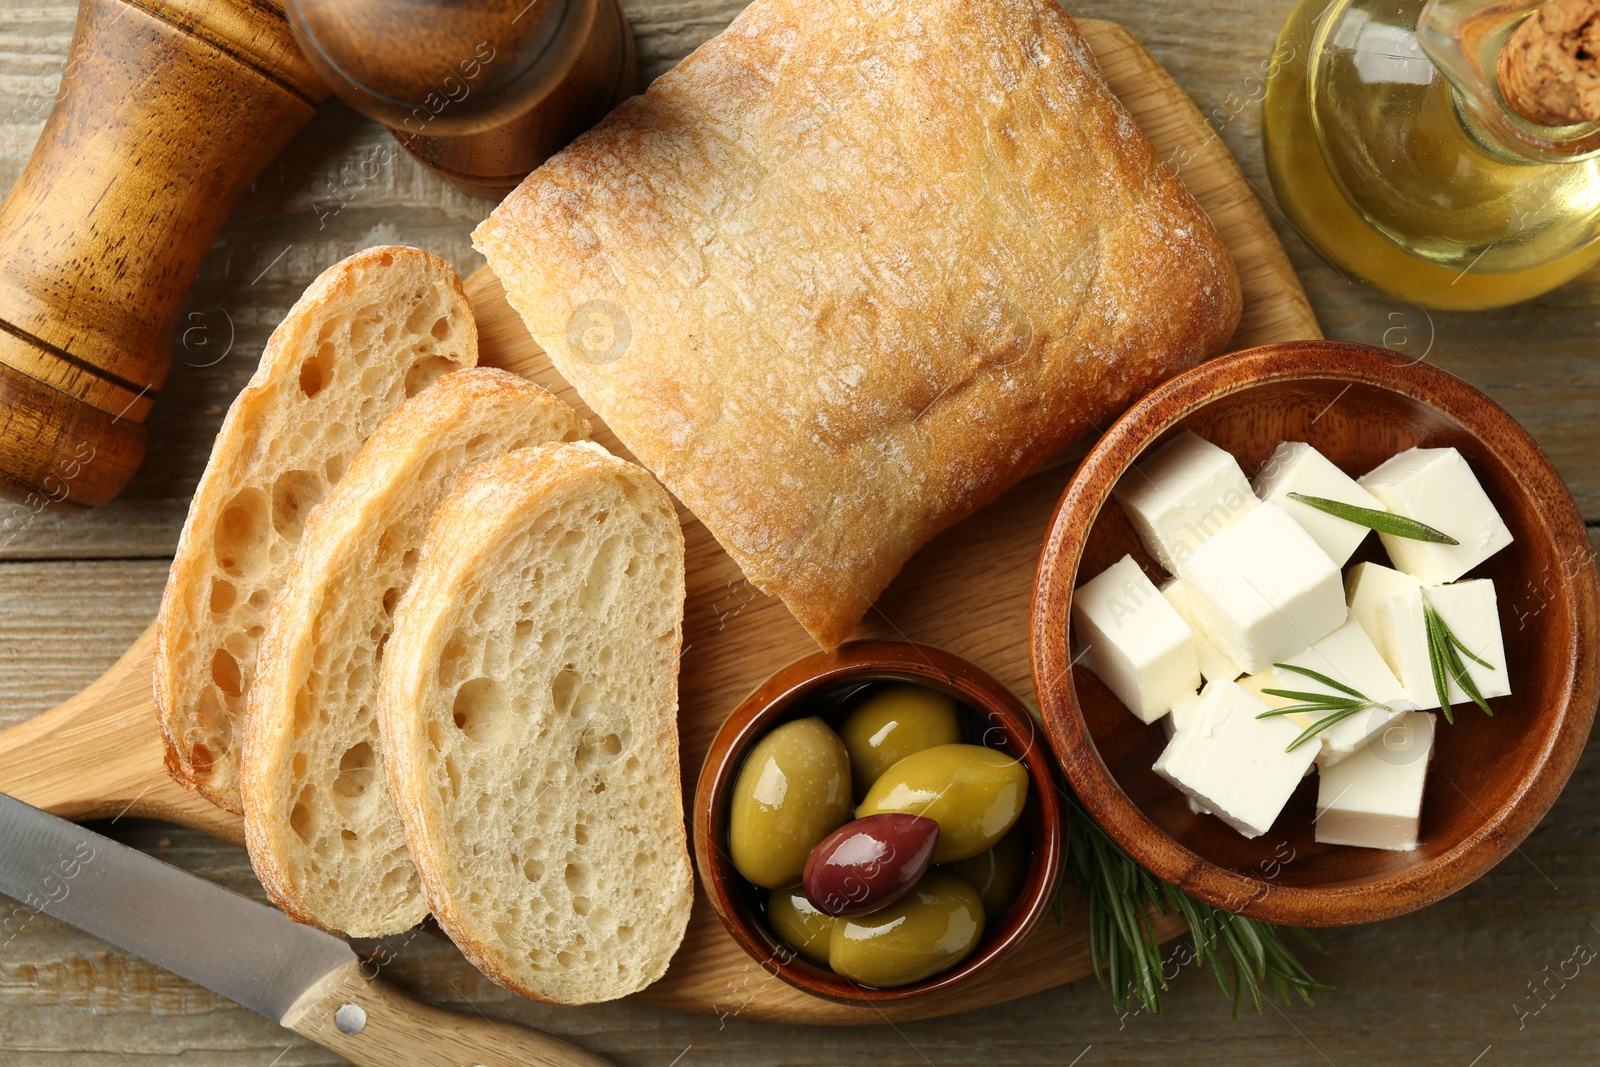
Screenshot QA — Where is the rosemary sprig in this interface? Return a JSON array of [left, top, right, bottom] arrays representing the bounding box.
[[1256, 662, 1386, 752], [1286, 492, 1459, 544], [1423, 601, 1495, 723], [1065, 799, 1330, 1015]]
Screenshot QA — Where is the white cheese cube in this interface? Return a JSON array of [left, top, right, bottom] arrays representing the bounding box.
[[1073, 555, 1200, 724], [1252, 441, 1388, 565], [1374, 579, 1510, 711], [1248, 618, 1413, 766], [1358, 447, 1513, 584], [1153, 679, 1318, 838], [1161, 692, 1214, 816], [1345, 562, 1422, 642], [1316, 711, 1435, 850], [1112, 431, 1258, 573], [1237, 669, 1290, 708], [1160, 578, 1244, 684], [1177, 503, 1347, 675], [1160, 690, 1205, 740], [1235, 672, 1316, 777]]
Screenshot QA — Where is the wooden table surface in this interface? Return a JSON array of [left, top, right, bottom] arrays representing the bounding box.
[[3, 1, 1599, 1064]]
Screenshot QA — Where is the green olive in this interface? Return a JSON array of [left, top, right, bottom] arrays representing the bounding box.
[[729, 717, 852, 888], [828, 872, 985, 987], [839, 684, 964, 800], [857, 743, 1028, 863], [942, 826, 1028, 922], [766, 887, 835, 966]]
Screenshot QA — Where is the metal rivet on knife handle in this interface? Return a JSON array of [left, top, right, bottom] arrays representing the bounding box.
[[0, 793, 613, 1067], [335, 1003, 368, 1035]]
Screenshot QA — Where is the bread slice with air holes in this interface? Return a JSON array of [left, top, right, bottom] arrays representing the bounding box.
[[156, 246, 478, 814], [379, 441, 692, 1003], [240, 368, 589, 937]]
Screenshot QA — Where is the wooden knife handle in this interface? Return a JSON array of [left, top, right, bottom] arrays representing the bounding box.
[[0, 0, 327, 510], [281, 959, 612, 1067]]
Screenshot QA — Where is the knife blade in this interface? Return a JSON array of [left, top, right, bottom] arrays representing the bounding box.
[[0, 789, 350, 1019], [0, 792, 610, 1067]]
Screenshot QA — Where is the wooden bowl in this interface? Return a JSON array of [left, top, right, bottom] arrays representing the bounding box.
[[693, 641, 1064, 1003], [1031, 340, 1600, 926]]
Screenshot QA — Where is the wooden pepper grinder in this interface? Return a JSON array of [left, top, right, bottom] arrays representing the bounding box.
[[0, 0, 328, 511], [284, 0, 637, 195]]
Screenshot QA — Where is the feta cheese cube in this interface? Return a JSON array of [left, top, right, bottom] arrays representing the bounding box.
[[1345, 561, 1422, 642], [1160, 690, 1205, 740], [1158, 687, 1203, 812], [1237, 669, 1289, 708], [1162, 688, 1213, 816], [1374, 579, 1510, 711], [1358, 447, 1513, 584], [1177, 502, 1347, 675], [1112, 431, 1257, 573], [1252, 441, 1388, 565], [1073, 555, 1200, 724], [1245, 618, 1413, 766], [1160, 689, 1212, 815], [1316, 711, 1436, 850], [1161, 578, 1244, 684], [1234, 672, 1316, 777], [1153, 679, 1318, 838]]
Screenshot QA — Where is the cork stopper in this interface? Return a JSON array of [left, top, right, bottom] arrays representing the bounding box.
[[1498, 0, 1600, 126]]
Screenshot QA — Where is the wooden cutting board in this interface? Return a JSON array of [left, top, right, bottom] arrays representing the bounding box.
[[0, 20, 1318, 1026]]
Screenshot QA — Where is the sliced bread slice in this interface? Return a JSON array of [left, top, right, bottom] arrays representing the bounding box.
[[379, 442, 692, 1003], [156, 246, 478, 813], [241, 368, 588, 937]]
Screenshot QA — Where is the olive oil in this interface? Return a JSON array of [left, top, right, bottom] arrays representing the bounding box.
[[1262, 0, 1600, 310]]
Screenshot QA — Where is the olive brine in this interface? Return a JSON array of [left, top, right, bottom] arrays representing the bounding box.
[[727, 683, 1030, 987]]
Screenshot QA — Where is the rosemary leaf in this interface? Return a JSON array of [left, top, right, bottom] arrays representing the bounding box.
[[1271, 661, 1369, 700], [1445, 624, 1495, 669], [1439, 628, 1493, 717], [1286, 492, 1459, 544], [1423, 602, 1496, 718], [1255, 665, 1385, 751], [1065, 797, 1329, 1015], [1257, 689, 1367, 707], [1283, 705, 1367, 751], [1255, 700, 1362, 720], [1423, 605, 1456, 725]]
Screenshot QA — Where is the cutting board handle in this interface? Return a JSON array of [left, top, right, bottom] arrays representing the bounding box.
[[0, 0, 327, 510], [281, 959, 613, 1067], [0, 623, 243, 843]]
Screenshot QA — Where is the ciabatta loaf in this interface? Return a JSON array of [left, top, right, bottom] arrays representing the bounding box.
[[157, 247, 478, 812], [380, 442, 692, 1003], [241, 369, 587, 937], [474, 0, 1241, 650]]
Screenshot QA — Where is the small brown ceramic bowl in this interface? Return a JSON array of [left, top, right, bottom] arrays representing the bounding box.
[[693, 640, 1063, 1004], [1032, 341, 1600, 927]]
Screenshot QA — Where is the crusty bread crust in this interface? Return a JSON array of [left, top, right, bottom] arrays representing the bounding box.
[[475, 0, 1241, 650], [241, 369, 588, 937], [155, 247, 478, 812], [380, 442, 693, 1003]]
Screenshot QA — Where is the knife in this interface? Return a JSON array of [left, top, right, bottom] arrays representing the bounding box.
[[0, 792, 611, 1066]]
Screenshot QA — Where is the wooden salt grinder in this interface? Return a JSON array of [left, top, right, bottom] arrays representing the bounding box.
[[284, 0, 637, 195], [0, 0, 328, 512]]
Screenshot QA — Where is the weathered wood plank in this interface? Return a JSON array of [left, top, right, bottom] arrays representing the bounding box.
[[0, 559, 1596, 1063], [0, 0, 1594, 563], [1, 0, 1599, 1063]]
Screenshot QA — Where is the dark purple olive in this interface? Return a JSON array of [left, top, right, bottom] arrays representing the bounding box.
[[802, 813, 940, 917]]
